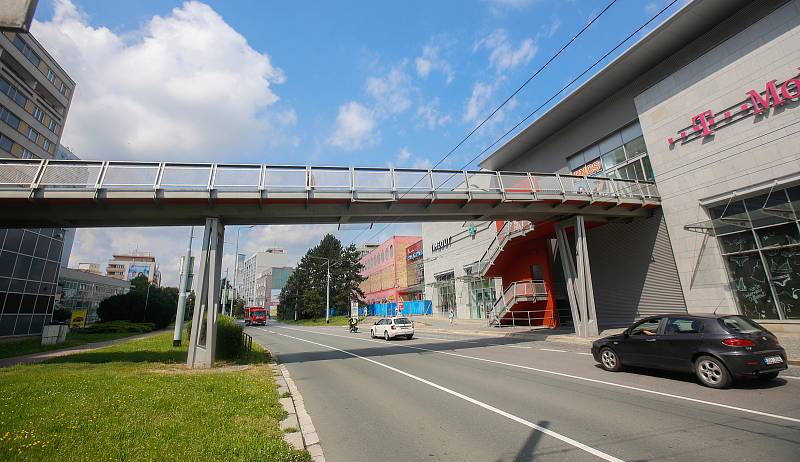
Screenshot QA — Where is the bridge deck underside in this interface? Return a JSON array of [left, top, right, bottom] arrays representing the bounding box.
[[0, 193, 658, 228]]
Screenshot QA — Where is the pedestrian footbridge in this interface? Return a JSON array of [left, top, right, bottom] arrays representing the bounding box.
[[0, 159, 659, 228], [0, 159, 661, 367]]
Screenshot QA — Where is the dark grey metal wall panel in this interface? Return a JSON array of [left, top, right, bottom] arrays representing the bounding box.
[[586, 209, 686, 327]]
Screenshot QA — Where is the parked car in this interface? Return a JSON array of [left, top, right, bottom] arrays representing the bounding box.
[[591, 314, 787, 388], [370, 317, 414, 340]]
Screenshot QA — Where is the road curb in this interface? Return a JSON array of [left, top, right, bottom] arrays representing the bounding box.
[[271, 361, 325, 462]]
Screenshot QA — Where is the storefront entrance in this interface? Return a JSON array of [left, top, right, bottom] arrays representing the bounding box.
[[468, 278, 497, 320]]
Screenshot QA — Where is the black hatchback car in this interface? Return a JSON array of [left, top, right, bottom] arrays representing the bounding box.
[[591, 314, 787, 388]]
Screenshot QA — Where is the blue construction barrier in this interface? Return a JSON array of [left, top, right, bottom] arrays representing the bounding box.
[[365, 300, 432, 317]]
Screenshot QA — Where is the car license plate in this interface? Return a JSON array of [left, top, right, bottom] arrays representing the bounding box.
[[763, 355, 783, 365]]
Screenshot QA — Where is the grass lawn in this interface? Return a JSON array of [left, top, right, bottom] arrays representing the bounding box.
[[282, 315, 361, 326], [0, 331, 310, 461], [0, 330, 148, 360]]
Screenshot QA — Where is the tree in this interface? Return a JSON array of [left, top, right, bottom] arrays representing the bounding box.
[[278, 234, 365, 320], [97, 276, 179, 328]]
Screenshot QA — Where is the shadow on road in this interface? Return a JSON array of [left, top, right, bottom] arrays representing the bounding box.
[[511, 421, 549, 462], [591, 364, 789, 390]]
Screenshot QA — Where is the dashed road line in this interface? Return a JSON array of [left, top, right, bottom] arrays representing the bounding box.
[[271, 330, 624, 462], [539, 348, 567, 353], [272, 325, 800, 426]]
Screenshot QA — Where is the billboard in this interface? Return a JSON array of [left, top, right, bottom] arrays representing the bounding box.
[[127, 264, 151, 281], [69, 309, 87, 328]]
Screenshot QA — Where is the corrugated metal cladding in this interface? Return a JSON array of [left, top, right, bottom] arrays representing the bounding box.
[[587, 209, 687, 327]]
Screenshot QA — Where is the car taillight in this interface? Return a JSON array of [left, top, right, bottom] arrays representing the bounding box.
[[391, 325, 395, 330], [722, 338, 754, 347]]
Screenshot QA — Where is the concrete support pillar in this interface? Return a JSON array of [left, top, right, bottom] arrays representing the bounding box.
[[555, 216, 598, 338], [187, 218, 225, 368]]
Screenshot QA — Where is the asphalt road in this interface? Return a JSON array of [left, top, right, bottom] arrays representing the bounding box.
[[248, 323, 800, 462]]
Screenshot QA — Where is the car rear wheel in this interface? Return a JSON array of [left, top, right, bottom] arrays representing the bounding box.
[[758, 371, 780, 381], [370, 329, 375, 338], [384, 331, 390, 341], [695, 356, 732, 389], [599, 347, 622, 372]]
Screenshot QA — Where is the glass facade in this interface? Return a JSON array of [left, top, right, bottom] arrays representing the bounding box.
[[0, 228, 66, 336], [710, 185, 800, 320], [435, 272, 455, 314], [566, 121, 654, 181], [468, 278, 497, 320]]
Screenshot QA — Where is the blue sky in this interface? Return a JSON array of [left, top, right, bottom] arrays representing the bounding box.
[[29, 0, 686, 284]]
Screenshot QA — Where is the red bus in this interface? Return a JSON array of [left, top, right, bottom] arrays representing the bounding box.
[[244, 307, 267, 326]]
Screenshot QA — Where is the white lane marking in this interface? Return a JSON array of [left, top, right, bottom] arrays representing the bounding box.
[[539, 348, 567, 353], [414, 335, 533, 349], [271, 330, 623, 462], [576, 352, 593, 356], [275, 325, 800, 425], [784, 376, 800, 380]]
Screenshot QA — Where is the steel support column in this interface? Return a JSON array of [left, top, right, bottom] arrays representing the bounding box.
[[187, 218, 225, 368], [555, 216, 598, 338]]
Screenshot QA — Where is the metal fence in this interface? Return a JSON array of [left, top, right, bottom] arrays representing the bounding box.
[[0, 159, 660, 201]]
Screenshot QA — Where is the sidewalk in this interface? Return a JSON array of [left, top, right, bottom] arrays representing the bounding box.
[[0, 330, 164, 368], [408, 315, 800, 365]]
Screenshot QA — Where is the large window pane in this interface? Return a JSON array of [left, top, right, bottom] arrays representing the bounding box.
[[718, 231, 757, 253], [641, 156, 655, 181], [33, 237, 50, 259], [620, 121, 643, 143], [601, 147, 626, 170], [598, 131, 623, 154], [0, 251, 16, 278], [709, 201, 750, 235], [13, 315, 31, 335], [3, 229, 23, 253], [0, 315, 16, 336], [725, 254, 778, 319], [12, 255, 31, 279], [746, 192, 794, 227], [755, 223, 800, 248], [3, 292, 21, 314], [763, 248, 800, 319], [623, 136, 647, 159], [19, 231, 37, 256]]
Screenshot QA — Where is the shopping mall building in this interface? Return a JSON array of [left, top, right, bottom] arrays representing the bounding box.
[[431, 0, 800, 334]]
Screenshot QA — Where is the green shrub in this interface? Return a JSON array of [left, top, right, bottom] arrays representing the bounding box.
[[85, 321, 155, 334], [216, 315, 244, 360]]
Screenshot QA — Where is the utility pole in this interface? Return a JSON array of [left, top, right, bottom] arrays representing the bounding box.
[[173, 226, 193, 346], [221, 268, 229, 316], [326, 259, 330, 324], [232, 225, 255, 315]]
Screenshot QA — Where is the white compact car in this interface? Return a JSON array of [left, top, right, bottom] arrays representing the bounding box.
[[370, 317, 414, 340]]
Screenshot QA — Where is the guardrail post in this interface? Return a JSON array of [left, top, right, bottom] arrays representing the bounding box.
[[555, 173, 566, 197], [258, 164, 266, 192], [153, 162, 165, 191], [30, 159, 47, 189], [527, 173, 538, 200], [208, 164, 217, 191], [95, 161, 109, 189]]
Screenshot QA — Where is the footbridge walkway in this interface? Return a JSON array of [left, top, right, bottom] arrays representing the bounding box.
[[0, 159, 661, 366]]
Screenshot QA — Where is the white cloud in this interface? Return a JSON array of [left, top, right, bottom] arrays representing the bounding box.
[[544, 17, 561, 38], [365, 65, 413, 116], [463, 82, 494, 123], [475, 29, 537, 74], [412, 158, 433, 170], [397, 147, 412, 162], [32, 0, 290, 161], [414, 42, 454, 84], [416, 98, 451, 129], [328, 101, 378, 150]]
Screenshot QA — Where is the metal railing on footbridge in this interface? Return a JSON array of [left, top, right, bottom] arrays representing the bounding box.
[[0, 159, 660, 203]]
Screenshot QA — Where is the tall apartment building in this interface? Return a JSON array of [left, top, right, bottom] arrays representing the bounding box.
[[235, 248, 288, 307], [106, 253, 160, 286], [254, 266, 294, 308], [0, 31, 75, 337]]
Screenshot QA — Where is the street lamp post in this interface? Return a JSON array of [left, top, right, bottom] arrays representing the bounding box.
[[308, 256, 332, 324], [232, 225, 255, 315], [173, 226, 195, 346]]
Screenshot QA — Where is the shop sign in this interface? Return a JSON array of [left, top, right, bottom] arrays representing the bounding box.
[[571, 158, 602, 177], [406, 240, 423, 261], [431, 236, 452, 252], [668, 67, 800, 146]]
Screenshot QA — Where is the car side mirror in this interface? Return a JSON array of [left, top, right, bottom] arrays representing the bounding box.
[[623, 330, 630, 337]]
